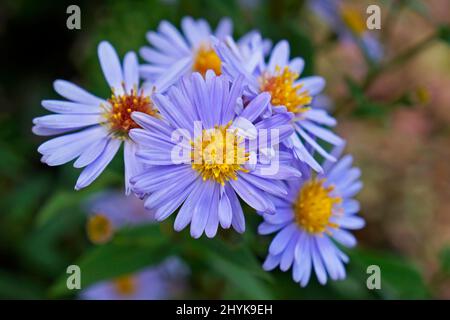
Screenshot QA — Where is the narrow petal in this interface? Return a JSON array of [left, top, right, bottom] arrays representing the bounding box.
[[218, 190, 232, 228], [190, 181, 216, 239], [300, 121, 344, 146], [239, 92, 271, 122], [153, 57, 192, 93], [73, 137, 108, 168], [205, 186, 220, 238], [53, 80, 105, 105], [263, 254, 281, 271], [75, 138, 122, 190], [230, 178, 275, 213], [298, 76, 325, 95], [227, 185, 246, 233], [38, 126, 105, 154], [238, 172, 287, 197], [98, 41, 123, 94], [174, 180, 204, 231], [123, 52, 139, 94], [41, 100, 102, 114], [311, 238, 327, 285], [280, 233, 299, 271], [33, 114, 103, 130], [268, 223, 297, 255], [215, 17, 233, 39], [124, 141, 144, 195], [268, 40, 289, 72]]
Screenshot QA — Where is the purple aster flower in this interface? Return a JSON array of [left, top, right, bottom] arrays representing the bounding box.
[[84, 190, 155, 244], [236, 30, 272, 65], [259, 145, 365, 286], [129, 71, 301, 238], [33, 41, 186, 192], [309, 0, 383, 62], [139, 17, 232, 82], [215, 37, 344, 172], [80, 257, 189, 300]]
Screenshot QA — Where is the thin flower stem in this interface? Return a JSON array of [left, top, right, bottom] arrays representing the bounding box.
[[334, 31, 437, 117], [362, 31, 438, 90]]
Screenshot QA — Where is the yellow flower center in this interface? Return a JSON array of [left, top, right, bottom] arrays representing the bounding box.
[[105, 88, 157, 138], [260, 66, 312, 113], [293, 179, 341, 234], [191, 123, 248, 185], [193, 44, 222, 77], [340, 7, 366, 35], [86, 214, 114, 244], [415, 86, 430, 104], [113, 275, 137, 296]]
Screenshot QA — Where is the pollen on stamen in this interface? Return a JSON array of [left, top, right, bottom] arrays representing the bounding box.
[[260, 66, 312, 114], [293, 179, 341, 234], [191, 123, 249, 185], [104, 86, 158, 138]]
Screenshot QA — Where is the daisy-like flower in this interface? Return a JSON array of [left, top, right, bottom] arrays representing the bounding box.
[[216, 38, 344, 172], [139, 16, 232, 83], [33, 41, 185, 192], [236, 30, 272, 69], [309, 0, 383, 62], [80, 257, 189, 300], [259, 145, 365, 286], [84, 190, 155, 244], [129, 71, 301, 238]]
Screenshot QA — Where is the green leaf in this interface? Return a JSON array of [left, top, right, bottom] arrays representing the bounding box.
[[438, 24, 450, 45], [403, 0, 430, 18], [0, 269, 45, 299], [34, 170, 121, 228], [346, 77, 388, 118], [34, 191, 83, 228], [6, 175, 50, 220], [349, 248, 429, 299], [49, 223, 174, 298], [193, 239, 273, 299], [439, 246, 450, 274]]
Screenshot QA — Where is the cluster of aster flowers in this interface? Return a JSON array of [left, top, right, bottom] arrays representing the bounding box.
[[309, 0, 383, 62], [33, 17, 364, 287], [81, 191, 189, 300]]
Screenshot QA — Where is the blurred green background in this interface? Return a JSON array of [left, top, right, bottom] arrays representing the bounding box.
[[0, 0, 449, 299]]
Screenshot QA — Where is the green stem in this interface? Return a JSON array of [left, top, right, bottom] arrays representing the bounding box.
[[362, 31, 438, 91]]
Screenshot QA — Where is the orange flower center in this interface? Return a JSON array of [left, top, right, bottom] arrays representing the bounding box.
[[193, 44, 222, 77], [113, 275, 137, 296], [105, 88, 157, 138], [86, 213, 114, 244]]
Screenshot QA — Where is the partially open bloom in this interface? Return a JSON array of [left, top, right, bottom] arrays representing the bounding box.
[[259, 145, 365, 286], [80, 257, 189, 300], [139, 16, 232, 83], [33, 41, 185, 192], [216, 38, 344, 172], [84, 190, 155, 244], [309, 0, 383, 62], [129, 71, 300, 238]]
